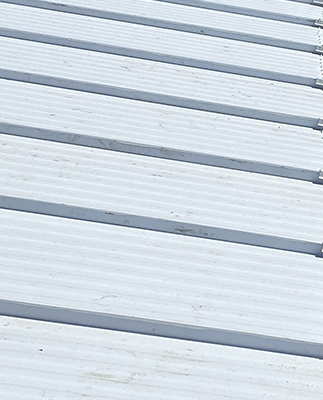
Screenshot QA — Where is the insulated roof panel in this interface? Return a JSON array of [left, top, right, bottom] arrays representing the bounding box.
[[1, 209, 323, 343], [0, 3, 322, 86], [1, 0, 320, 51], [1, 37, 323, 128], [1, 134, 323, 245], [2, 317, 323, 400], [1, 80, 322, 182]]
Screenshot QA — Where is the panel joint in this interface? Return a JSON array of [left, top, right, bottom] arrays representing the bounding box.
[[315, 79, 323, 88], [317, 243, 323, 258]]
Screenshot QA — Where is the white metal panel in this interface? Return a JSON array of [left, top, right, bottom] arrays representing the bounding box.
[[2, 317, 323, 400], [0, 4, 321, 86], [1, 209, 323, 343], [1, 80, 323, 181], [1, 38, 323, 128], [1, 0, 320, 51], [1, 134, 323, 244], [154, 0, 322, 25], [293, 0, 320, 3]]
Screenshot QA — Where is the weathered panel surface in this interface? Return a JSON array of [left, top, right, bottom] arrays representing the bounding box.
[[1, 134, 323, 244], [0, 3, 321, 85], [1, 0, 320, 50], [1, 317, 323, 400], [1, 38, 323, 128], [151, 0, 323, 25], [1, 79, 322, 181], [1, 209, 323, 343]]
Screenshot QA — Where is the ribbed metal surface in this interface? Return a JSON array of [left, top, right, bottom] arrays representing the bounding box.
[[1, 0, 320, 51], [2, 317, 323, 400], [154, 0, 323, 25], [1, 209, 323, 343], [1, 37, 323, 128], [1, 80, 322, 180], [1, 134, 323, 244], [0, 4, 321, 86], [1, 0, 323, 392]]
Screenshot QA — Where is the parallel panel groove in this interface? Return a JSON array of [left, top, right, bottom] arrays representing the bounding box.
[[150, 0, 322, 26], [1, 38, 323, 128], [0, 4, 321, 86], [1, 135, 323, 246], [0, 195, 322, 257], [2, 209, 323, 345], [2, 80, 322, 179], [2, 318, 323, 400], [1, 299, 323, 359], [0, 0, 320, 51], [2, 124, 321, 183]]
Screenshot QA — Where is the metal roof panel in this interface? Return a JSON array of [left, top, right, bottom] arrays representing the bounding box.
[[1, 80, 322, 181], [153, 0, 323, 25], [0, 4, 321, 86], [2, 317, 323, 400], [1, 134, 322, 244], [1, 0, 320, 50], [1, 37, 322, 128], [1, 209, 323, 343]]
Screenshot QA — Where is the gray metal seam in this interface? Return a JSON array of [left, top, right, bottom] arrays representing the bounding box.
[[145, 0, 321, 26], [0, 195, 322, 257], [0, 27, 319, 88], [1, 69, 322, 130], [319, 28, 323, 63], [1, 299, 323, 360], [0, 0, 319, 52], [1, 124, 322, 184]]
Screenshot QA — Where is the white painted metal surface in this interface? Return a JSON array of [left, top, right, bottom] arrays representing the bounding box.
[[1, 209, 323, 343], [1, 37, 323, 128], [154, 0, 323, 25], [0, 4, 321, 86], [1, 134, 323, 244], [2, 317, 323, 400], [1, 0, 320, 51], [1, 79, 322, 182], [1, 0, 323, 394]]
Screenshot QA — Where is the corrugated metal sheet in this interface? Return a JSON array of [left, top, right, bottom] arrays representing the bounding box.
[[1, 37, 323, 128], [1, 134, 323, 245], [149, 0, 323, 25], [1, 79, 322, 182], [0, 3, 321, 86], [1, 0, 320, 51], [1, 209, 323, 343], [2, 317, 323, 400], [1, 0, 323, 396]]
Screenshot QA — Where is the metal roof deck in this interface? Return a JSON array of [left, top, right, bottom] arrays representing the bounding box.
[[1, 0, 323, 397], [0, 3, 322, 86], [145, 0, 323, 25], [1, 209, 323, 345], [1, 0, 321, 51], [1, 37, 323, 128], [1, 80, 322, 180], [2, 317, 323, 400]]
